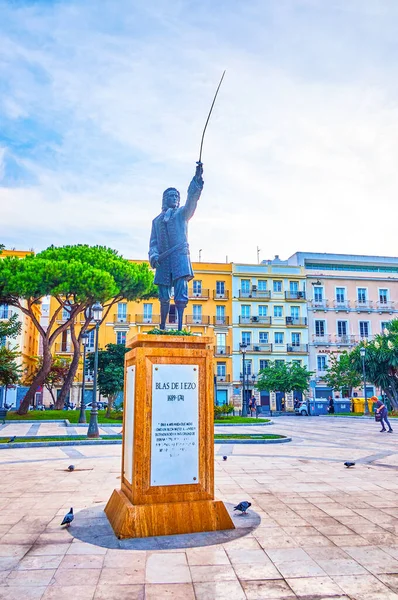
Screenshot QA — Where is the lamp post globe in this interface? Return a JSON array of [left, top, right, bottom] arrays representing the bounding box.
[[79, 332, 90, 424], [87, 302, 103, 438]]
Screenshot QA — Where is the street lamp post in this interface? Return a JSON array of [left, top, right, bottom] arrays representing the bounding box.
[[79, 332, 89, 424], [239, 342, 248, 416], [360, 346, 369, 415], [87, 302, 103, 438]]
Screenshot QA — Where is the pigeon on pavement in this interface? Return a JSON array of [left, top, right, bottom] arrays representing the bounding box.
[[7, 436, 16, 443], [223, 456, 228, 461], [344, 461, 355, 468], [67, 465, 75, 471], [234, 501, 251, 515], [61, 508, 74, 527]]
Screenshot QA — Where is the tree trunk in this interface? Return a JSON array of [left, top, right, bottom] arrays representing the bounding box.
[[17, 344, 52, 414], [106, 394, 117, 418], [46, 386, 56, 405], [55, 326, 80, 409], [4, 386, 7, 407]]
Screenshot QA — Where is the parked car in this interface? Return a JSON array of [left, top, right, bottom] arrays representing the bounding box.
[[84, 401, 108, 410], [295, 401, 309, 416]]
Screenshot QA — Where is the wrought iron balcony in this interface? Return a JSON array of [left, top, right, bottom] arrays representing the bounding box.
[[213, 290, 229, 300], [216, 374, 231, 382], [239, 316, 272, 325], [312, 334, 331, 345], [285, 291, 306, 300], [185, 315, 210, 325], [55, 343, 73, 354], [213, 316, 230, 326], [355, 300, 373, 311], [214, 345, 230, 356], [114, 313, 132, 324], [335, 335, 356, 346], [333, 300, 350, 311], [245, 343, 273, 353], [189, 288, 210, 299], [285, 317, 307, 326], [376, 301, 395, 312], [310, 299, 329, 310], [287, 344, 308, 353], [135, 314, 160, 325], [239, 289, 271, 300]]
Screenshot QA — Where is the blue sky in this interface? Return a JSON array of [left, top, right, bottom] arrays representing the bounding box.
[[1, 0, 398, 262]]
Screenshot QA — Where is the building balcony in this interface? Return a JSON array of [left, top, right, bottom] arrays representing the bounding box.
[[317, 370, 328, 378], [285, 291, 306, 301], [216, 374, 231, 383], [189, 288, 210, 300], [114, 314, 132, 325], [312, 335, 331, 345], [185, 315, 210, 325], [355, 301, 373, 312], [55, 343, 73, 354], [239, 289, 271, 300], [335, 335, 356, 346], [376, 301, 395, 312], [214, 345, 230, 356], [287, 344, 308, 353], [333, 300, 350, 311], [213, 290, 229, 300], [245, 343, 273, 353], [135, 314, 160, 325], [213, 316, 230, 326], [286, 317, 307, 326], [239, 316, 272, 326], [310, 299, 329, 310]]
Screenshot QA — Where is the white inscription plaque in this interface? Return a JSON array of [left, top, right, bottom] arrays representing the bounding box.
[[123, 365, 135, 484], [151, 364, 199, 487]]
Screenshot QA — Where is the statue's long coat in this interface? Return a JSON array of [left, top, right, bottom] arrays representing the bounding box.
[[149, 177, 203, 286]]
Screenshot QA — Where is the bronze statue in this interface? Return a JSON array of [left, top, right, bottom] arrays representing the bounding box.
[[149, 162, 204, 330]]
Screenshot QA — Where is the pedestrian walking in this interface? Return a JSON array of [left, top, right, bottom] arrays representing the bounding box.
[[374, 396, 393, 433], [250, 395, 257, 417], [328, 396, 335, 414]]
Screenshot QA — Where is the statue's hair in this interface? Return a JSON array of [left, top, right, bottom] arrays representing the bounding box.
[[162, 187, 180, 210]]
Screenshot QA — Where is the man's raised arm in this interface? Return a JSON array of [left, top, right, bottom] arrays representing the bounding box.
[[182, 162, 204, 221]]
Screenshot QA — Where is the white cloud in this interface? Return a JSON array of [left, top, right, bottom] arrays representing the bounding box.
[[1, 0, 398, 262]]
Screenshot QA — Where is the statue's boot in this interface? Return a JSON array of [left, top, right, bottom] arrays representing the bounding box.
[[176, 305, 185, 331], [160, 301, 170, 330]]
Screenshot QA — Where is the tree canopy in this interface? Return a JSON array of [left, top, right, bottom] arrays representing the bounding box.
[[256, 361, 313, 393], [0, 245, 156, 413], [87, 343, 129, 417], [323, 351, 362, 396]]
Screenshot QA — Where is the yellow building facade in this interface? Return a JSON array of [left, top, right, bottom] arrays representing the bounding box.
[[50, 261, 234, 406]]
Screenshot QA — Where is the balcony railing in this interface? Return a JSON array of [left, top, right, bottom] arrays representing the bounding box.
[[135, 314, 160, 325], [310, 299, 329, 310], [239, 289, 271, 300], [114, 314, 131, 324], [312, 335, 331, 345], [287, 344, 308, 353], [285, 291, 306, 300], [355, 301, 373, 311], [214, 346, 230, 356], [216, 374, 231, 383], [333, 300, 350, 311], [239, 316, 272, 325], [245, 343, 273, 353], [335, 335, 356, 346], [55, 343, 73, 354], [376, 301, 395, 312], [213, 316, 230, 326], [189, 288, 210, 299], [185, 315, 210, 325], [213, 290, 229, 300], [286, 317, 307, 326]]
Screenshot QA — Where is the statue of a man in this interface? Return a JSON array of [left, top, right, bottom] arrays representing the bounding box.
[[149, 162, 204, 330]]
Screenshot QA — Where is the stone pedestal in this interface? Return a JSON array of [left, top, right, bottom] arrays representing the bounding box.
[[105, 334, 234, 539]]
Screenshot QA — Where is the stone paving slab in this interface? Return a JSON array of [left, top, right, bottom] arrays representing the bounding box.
[[0, 417, 398, 598]]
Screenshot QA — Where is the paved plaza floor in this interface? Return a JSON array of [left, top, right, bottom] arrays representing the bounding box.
[[1, 416, 398, 599]]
